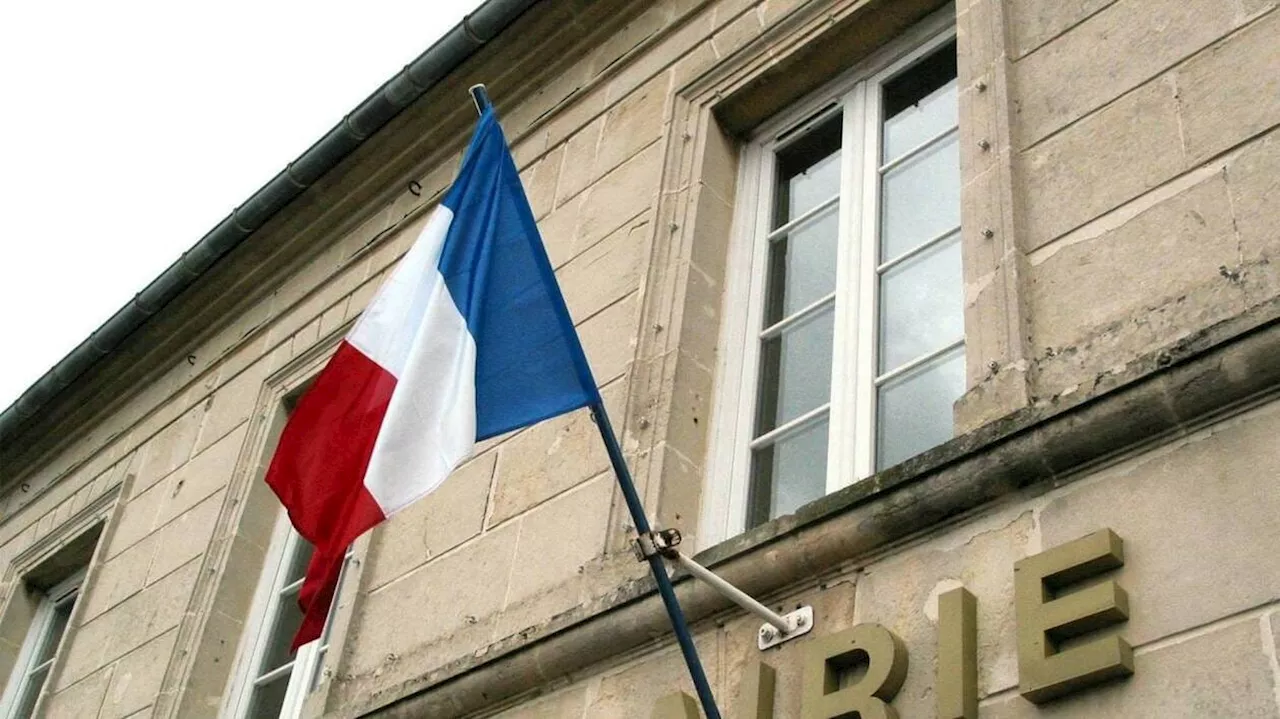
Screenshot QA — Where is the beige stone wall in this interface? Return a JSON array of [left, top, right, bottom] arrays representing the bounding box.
[[1, 0, 1278, 717], [1007, 0, 1280, 401], [478, 396, 1280, 718]]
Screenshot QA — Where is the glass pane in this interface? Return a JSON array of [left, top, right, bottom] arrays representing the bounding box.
[[878, 233, 964, 372], [247, 672, 291, 719], [748, 417, 829, 527], [882, 41, 959, 163], [259, 599, 306, 676], [11, 665, 49, 719], [754, 306, 834, 434], [877, 345, 965, 470], [283, 539, 315, 586], [880, 134, 960, 261], [32, 598, 74, 666], [773, 113, 842, 227], [763, 207, 839, 324]]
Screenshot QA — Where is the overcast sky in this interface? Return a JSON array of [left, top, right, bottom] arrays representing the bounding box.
[[0, 0, 480, 411]]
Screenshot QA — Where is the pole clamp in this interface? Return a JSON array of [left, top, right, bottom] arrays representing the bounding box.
[[632, 528, 682, 562]]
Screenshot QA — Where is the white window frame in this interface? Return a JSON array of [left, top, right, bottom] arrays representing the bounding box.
[[702, 10, 960, 546], [0, 571, 85, 719], [223, 511, 351, 719]]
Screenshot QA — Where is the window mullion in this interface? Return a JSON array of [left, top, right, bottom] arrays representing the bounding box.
[[725, 146, 775, 539], [825, 86, 862, 497], [852, 77, 883, 481]]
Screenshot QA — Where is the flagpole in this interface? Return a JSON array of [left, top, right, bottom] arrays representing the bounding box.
[[590, 401, 724, 719], [468, 83, 722, 719]]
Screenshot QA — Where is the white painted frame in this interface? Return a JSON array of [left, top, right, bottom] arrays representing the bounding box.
[[222, 510, 347, 719], [0, 571, 85, 719], [702, 9, 958, 546]]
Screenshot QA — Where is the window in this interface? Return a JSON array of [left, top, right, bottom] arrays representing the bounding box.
[[709, 18, 963, 537], [0, 572, 83, 719], [225, 514, 351, 718]]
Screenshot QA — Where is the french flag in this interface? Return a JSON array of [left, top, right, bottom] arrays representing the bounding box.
[[265, 107, 601, 648]]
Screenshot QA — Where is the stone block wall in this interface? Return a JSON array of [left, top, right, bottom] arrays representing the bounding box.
[[476, 397, 1280, 718]]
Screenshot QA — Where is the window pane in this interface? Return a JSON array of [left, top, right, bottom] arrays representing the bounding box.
[[763, 207, 839, 324], [755, 306, 834, 434], [31, 597, 74, 667], [749, 417, 829, 527], [880, 135, 960, 261], [247, 672, 291, 718], [877, 345, 965, 469], [878, 233, 964, 372], [283, 539, 314, 586], [11, 665, 49, 719], [773, 113, 842, 227], [882, 42, 959, 163], [259, 600, 306, 676]]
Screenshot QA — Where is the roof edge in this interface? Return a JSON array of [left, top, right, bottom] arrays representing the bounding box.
[[0, 0, 540, 443]]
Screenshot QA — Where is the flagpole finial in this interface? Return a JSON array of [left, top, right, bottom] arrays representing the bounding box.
[[469, 84, 492, 115]]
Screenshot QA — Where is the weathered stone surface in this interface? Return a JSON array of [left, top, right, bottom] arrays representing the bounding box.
[[1268, 611, 1280, 659], [78, 529, 156, 623], [1012, 0, 1238, 149], [555, 116, 605, 207], [1006, 0, 1116, 58], [558, 219, 650, 325], [143, 487, 223, 583], [44, 667, 111, 719], [131, 404, 204, 495], [1227, 129, 1280, 262], [651, 444, 702, 542], [574, 141, 663, 259], [712, 5, 764, 59], [344, 523, 519, 680], [522, 144, 565, 221], [103, 478, 165, 557], [489, 684, 588, 718], [578, 292, 640, 384], [585, 633, 722, 717], [503, 474, 615, 605], [1016, 78, 1184, 251], [589, 4, 668, 81], [56, 558, 197, 689], [487, 382, 623, 527], [853, 508, 1037, 715], [650, 350, 713, 469], [688, 184, 734, 287], [1038, 399, 1280, 645], [100, 628, 178, 719], [364, 451, 496, 591], [1176, 9, 1280, 164], [192, 357, 268, 455], [598, 73, 670, 175], [152, 423, 246, 528], [981, 618, 1279, 718], [1029, 171, 1238, 353], [538, 194, 583, 269]]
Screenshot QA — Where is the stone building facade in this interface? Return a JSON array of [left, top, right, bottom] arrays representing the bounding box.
[[1, 0, 1278, 717]]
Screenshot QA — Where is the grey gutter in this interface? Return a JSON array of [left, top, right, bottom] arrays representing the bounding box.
[[0, 0, 539, 444]]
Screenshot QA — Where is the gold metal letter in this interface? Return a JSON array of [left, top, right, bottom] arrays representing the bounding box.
[[652, 692, 700, 719], [801, 623, 908, 719], [1015, 528, 1134, 703], [937, 587, 978, 719], [740, 660, 776, 719]]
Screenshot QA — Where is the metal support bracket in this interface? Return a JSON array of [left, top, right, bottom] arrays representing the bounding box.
[[756, 606, 814, 650], [632, 528, 682, 562]]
